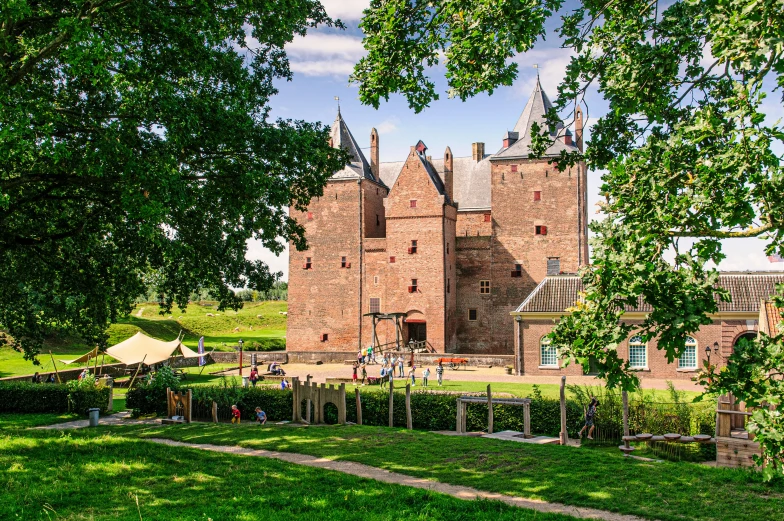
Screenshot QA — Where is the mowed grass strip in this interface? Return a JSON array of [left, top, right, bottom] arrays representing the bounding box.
[[0, 428, 576, 521], [125, 423, 784, 521]]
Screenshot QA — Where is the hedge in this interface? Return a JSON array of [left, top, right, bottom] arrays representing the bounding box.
[[0, 382, 110, 414]]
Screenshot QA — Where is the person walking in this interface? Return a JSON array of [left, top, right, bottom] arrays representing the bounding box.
[[398, 357, 404, 378], [361, 364, 367, 385], [422, 367, 430, 387], [380, 365, 387, 389], [352, 362, 358, 385], [409, 366, 416, 386], [357, 349, 363, 366], [249, 366, 259, 387], [578, 397, 599, 440], [436, 361, 444, 386]]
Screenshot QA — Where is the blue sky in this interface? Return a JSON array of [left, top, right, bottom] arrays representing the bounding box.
[[248, 0, 783, 280]]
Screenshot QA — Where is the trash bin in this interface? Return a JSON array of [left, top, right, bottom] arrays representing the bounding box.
[[88, 408, 100, 427], [242, 376, 249, 388]]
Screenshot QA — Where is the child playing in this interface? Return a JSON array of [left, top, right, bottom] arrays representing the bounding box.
[[231, 404, 241, 424], [255, 407, 267, 425], [361, 364, 367, 385], [352, 362, 358, 385], [422, 367, 430, 387], [436, 362, 444, 386]]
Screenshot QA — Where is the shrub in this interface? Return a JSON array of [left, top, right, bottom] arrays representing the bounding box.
[[0, 381, 109, 414], [126, 366, 182, 415]]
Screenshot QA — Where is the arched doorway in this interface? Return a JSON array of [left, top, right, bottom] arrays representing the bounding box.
[[404, 311, 426, 345], [733, 331, 756, 349]]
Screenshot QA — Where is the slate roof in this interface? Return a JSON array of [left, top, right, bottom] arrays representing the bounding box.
[[378, 155, 492, 211], [493, 77, 579, 160], [329, 110, 380, 183], [515, 273, 784, 314]]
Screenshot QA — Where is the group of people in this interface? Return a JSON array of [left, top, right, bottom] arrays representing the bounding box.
[[248, 365, 291, 390], [31, 372, 57, 384], [230, 404, 267, 425], [370, 360, 445, 388]]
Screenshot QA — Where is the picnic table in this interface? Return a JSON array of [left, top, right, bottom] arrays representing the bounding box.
[[436, 357, 468, 369]]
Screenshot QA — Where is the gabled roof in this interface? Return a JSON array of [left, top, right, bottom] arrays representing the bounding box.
[[378, 155, 491, 211], [515, 272, 784, 314], [493, 77, 579, 160], [414, 144, 450, 203], [329, 110, 380, 183]]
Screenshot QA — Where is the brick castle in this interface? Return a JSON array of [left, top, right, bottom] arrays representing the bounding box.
[[287, 78, 589, 360], [286, 78, 784, 380]]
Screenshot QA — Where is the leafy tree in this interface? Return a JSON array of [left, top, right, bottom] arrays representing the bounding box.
[[354, 0, 784, 475], [1, 1, 348, 359]]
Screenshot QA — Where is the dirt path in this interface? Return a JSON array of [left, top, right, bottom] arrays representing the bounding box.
[[145, 437, 655, 521]]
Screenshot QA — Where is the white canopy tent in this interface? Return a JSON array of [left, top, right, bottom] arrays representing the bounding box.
[[60, 332, 203, 366]]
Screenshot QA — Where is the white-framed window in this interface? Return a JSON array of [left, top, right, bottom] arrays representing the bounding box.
[[678, 336, 698, 369], [540, 337, 558, 367], [628, 335, 647, 369]]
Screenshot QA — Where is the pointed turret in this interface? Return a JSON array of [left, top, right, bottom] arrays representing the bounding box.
[[328, 110, 381, 183], [493, 77, 578, 159]]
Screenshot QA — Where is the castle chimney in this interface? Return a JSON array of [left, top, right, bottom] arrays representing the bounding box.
[[472, 142, 485, 162], [443, 146, 454, 202], [370, 128, 379, 180], [575, 106, 584, 152]]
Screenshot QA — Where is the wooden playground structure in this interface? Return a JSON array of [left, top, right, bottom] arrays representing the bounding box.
[[619, 392, 762, 469], [291, 377, 347, 425], [162, 388, 192, 424]]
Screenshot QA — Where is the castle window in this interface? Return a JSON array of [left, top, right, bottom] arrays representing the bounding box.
[[447, 278, 450, 293], [540, 338, 558, 367], [446, 242, 449, 254], [511, 264, 522, 278], [341, 256, 350, 268], [468, 309, 478, 321], [369, 298, 381, 314], [374, 275, 379, 285], [321, 333, 329, 342], [678, 336, 698, 369], [376, 214, 380, 226], [533, 191, 541, 201], [408, 279, 418, 293], [410, 199, 417, 208], [307, 211, 313, 220], [304, 257, 312, 270], [408, 240, 418, 254], [389, 256, 396, 263], [480, 280, 490, 294], [483, 213, 491, 222], [628, 336, 647, 369], [535, 225, 547, 235], [511, 164, 518, 173]]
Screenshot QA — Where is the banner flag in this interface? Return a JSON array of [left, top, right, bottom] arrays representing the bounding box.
[[198, 336, 205, 366]]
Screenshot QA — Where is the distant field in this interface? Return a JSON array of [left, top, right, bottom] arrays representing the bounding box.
[[0, 301, 287, 378]]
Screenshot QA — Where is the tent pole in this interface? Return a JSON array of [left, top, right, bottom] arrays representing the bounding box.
[[49, 351, 62, 383], [127, 354, 148, 390], [93, 347, 99, 375], [198, 350, 214, 376], [98, 353, 105, 376]]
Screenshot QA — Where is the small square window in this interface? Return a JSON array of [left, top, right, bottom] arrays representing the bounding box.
[[389, 256, 396, 263], [533, 191, 541, 201], [410, 199, 417, 208], [409, 279, 418, 293], [483, 213, 491, 222], [409, 240, 418, 254], [468, 309, 478, 321], [321, 333, 329, 342], [511, 264, 522, 277], [480, 280, 491, 294], [307, 211, 313, 220], [535, 225, 547, 235], [341, 256, 348, 268], [304, 257, 312, 270], [511, 164, 518, 173]]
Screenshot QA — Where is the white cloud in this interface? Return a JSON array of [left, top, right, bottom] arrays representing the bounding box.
[[320, 0, 369, 20], [511, 47, 575, 101], [246, 239, 289, 281], [375, 117, 400, 135], [285, 33, 366, 78]]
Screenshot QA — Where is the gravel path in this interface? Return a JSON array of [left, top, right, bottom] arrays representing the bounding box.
[[145, 437, 656, 521]]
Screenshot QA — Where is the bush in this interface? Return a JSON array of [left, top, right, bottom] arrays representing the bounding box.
[[0, 381, 109, 414], [126, 366, 182, 416]]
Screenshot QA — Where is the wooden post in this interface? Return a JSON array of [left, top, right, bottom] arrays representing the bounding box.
[[523, 401, 531, 438], [212, 401, 218, 423], [388, 378, 394, 428], [622, 390, 630, 438], [107, 378, 114, 412], [487, 384, 493, 434], [127, 355, 147, 390], [338, 383, 347, 424], [456, 398, 462, 434], [306, 375, 312, 424], [49, 351, 62, 383], [559, 376, 568, 445], [185, 389, 192, 423], [405, 383, 412, 430], [462, 402, 467, 433], [291, 377, 299, 422], [98, 353, 106, 376], [355, 388, 363, 425], [717, 395, 732, 438]]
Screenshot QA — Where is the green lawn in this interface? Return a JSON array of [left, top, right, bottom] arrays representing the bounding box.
[[0, 301, 287, 378], [0, 424, 575, 521], [120, 422, 782, 521]]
